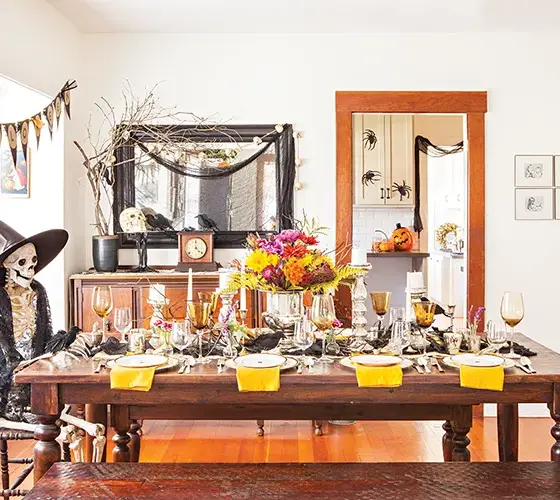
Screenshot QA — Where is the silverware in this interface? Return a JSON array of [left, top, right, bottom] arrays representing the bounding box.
[[520, 356, 536, 374], [418, 356, 431, 374], [414, 360, 424, 374], [94, 360, 106, 373], [297, 359, 304, 374], [217, 358, 225, 374], [306, 357, 315, 373], [185, 358, 194, 374], [178, 358, 188, 374], [430, 357, 445, 373], [515, 362, 531, 374]]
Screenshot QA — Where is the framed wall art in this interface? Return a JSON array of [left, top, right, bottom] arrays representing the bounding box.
[[0, 147, 30, 198], [515, 188, 554, 220], [514, 155, 553, 187]]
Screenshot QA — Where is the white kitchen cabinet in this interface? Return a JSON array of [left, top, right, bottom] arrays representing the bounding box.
[[353, 113, 415, 207]]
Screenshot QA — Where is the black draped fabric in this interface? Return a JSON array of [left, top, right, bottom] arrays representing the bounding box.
[[134, 124, 296, 231], [0, 278, 53, 421], [413, 136, 464, 233]]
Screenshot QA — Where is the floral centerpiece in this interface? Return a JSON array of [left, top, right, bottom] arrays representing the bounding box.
[[225, 219, 359, 294]]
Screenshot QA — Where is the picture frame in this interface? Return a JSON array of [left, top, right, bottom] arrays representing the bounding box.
[[515, 188, 554, 220], [0, 147, 30, 198], [514, 155, 553, 187]]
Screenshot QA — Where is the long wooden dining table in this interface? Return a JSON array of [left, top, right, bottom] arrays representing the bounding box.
[[15, 333, 560, 482]]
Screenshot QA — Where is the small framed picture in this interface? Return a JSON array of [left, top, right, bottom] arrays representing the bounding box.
[[515, 188, 554, 220], [514, 155, 553, 187], [0, 147, 30, 198]]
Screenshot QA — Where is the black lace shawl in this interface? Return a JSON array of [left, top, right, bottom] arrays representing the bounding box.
[[0, 278, 53, 416]]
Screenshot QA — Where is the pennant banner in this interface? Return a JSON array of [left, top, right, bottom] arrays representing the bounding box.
[[0, 80, 76, 168]]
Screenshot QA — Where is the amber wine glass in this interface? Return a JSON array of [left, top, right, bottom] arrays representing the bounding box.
[[188, 301, 212, 364], [500, 292, 524, 359], [370, 292, 391, 338], [198, 291, 219, 316], [92, 285, 113, 341], [413, 301, 436, 355], [311, 294, 336, 363]]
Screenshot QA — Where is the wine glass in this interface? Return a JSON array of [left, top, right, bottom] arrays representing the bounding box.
[[188, 301, 212, 364], [486, 322, 507, 353], [389, 306, 405, 325], [293, 319, 314, 352], [311, 294, 336, 363], [370, 292, 391, 338], [501, 292, 524, 359], [198, 291, 219, 317], [171, 320, 191, 357], [413, 301, 436, 356], [92, 285, 113, 341], [114, 307, 132, 342]]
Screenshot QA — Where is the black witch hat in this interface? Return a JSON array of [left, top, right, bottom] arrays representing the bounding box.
[[0, 221, 68, 275]]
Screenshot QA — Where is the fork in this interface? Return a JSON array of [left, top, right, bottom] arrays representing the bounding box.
[[430, 357, 445, 373], [94, 360, 106, 373], [413, 359, 425, 374]]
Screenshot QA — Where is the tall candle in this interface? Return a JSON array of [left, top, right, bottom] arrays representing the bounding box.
[[240, 265, 247, 310], [149, 284, 165, 303], [351, 248, 367, 266], [187, 268, 193, 302], [219, 271, 230, 291]]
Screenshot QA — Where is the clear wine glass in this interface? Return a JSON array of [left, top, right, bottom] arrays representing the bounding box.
[[311, 294, 336, 363], [92, 285, 113, 341], [114, 307, 132, 342], [293, 318, 314, 352], [171, 320, 190, 356], [486, 324, 507, 353], [501, 292, 524, 359]]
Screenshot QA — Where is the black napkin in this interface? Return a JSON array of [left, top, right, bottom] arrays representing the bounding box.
[[499, 342, 537, 357], [101, 337, 128, 355], [243, 332, 283, 353]]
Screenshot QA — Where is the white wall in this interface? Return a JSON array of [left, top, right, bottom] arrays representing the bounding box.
[[0, 0, 84, 328], [79, 32, 560, 360]]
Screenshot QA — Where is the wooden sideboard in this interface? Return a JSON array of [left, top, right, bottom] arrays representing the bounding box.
[[69, 271, 261, 332]]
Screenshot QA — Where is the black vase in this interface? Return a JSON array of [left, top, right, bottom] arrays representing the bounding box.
[[92, 235, 119, 272]]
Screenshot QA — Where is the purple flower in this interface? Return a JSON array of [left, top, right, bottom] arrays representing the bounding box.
[[219, 305, 235, 324], [276, 229, 303, 243], [333, 319, 343, 328], [258, 239, 283, 255], [474, 306, 485, 323]]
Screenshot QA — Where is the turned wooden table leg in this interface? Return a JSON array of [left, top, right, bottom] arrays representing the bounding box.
[[313, 420, 325, 437], [550, 383, 560, 462], [256, 420, 265, 437], [442, 420, 454, 462], [498, 403, 518, 462], [128, 420, 142, 462], [85, 404, 108, 463], [34, 414, 62, 482], [111, 405, 131, 463], [451, 406, 472, 462]]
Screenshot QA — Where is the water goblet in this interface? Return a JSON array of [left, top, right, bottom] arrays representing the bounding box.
[[114, 307, 132, 342], [188, 301, 212, 364], [171, 320, 191, 357], [311, 294, 336, 363], [413, 301, 436, 356], [293, 319, 314, 352], [486, 325, 507, 353], [501, 292, 524, 359]]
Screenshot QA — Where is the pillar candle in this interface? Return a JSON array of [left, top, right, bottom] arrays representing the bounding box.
[[240, 265, 247, 310], [187, 268, 193, 302], [149, 284, 165, 303], [351, 248, 368, 266], [219, 271, 230, 291]]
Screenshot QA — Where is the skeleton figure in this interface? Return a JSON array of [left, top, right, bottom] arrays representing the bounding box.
[[120, 207, 147, 233]]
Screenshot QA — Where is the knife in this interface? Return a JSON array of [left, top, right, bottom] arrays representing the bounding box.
[[515, 362, 531, 374]]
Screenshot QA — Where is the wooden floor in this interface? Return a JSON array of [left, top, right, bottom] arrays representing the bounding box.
[[7, 417, 553, 491]]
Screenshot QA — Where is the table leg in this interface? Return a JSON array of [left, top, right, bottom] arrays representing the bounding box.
[[85, 404, 108, 462], [497, 403, 518, 462], [451, 406, 472, 462], [256, 420, 265, 437], [34, 413, 61, 482], [550, 383, 560, 462], [442, 420, 454, 462], [128, 420, 142, 462], [111, 405, 131, 463], [313, 420, 325, 437]]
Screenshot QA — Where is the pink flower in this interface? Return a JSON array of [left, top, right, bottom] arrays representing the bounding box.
[[333, 319, 343, 328], [258, 239, 283, 255], [276, 229, 303, 243]]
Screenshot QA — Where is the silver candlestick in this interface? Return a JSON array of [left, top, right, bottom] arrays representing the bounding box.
[[447, 304, 456, 331], [239, 309, 248, 326], [350, 264, 371, 340], [219, 291, 238, 358], [148, 299, 168, 330]]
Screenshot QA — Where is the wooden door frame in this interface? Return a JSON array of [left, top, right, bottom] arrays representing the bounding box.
[[335, 91, 487, 323]]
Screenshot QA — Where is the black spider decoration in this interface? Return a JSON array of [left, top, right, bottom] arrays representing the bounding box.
[[363, 129, 378, 150], [362, 170, 382, 186], [392, 180, 412, 201]]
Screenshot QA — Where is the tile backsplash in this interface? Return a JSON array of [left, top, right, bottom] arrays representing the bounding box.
[[353, 207, 414, 250]]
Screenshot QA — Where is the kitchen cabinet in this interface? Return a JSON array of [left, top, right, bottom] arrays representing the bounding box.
[[353, 113, 415, 207]]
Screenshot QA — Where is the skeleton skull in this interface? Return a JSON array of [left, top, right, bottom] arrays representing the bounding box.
[[3, 243, 37, 288], [119, 208, 147, 233]]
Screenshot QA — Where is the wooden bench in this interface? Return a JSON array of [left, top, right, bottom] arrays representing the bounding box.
[[27, 462, 560, 499]]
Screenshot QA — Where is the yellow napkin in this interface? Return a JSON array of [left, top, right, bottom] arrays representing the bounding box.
[[236, 366, 280, 392], [110, 366, 156, 392], [354, 363, 403, 388], [460, 365, 504, 391]]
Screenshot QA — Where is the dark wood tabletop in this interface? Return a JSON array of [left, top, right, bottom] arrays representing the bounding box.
[[27, 461, 560, 499]]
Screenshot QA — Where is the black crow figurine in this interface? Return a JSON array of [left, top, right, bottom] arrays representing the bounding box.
[[45, 326, 81, 354], [145, 213, 175, 232], [195, 214, 219, 232]]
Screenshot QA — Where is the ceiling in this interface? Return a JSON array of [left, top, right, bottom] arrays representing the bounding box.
[[47, 0, 560, 34]]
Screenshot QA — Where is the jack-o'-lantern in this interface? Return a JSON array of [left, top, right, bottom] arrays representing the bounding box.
[[391, 223, 414, 252]]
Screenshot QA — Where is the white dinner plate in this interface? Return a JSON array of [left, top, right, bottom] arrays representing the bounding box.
[[351, 355, 402, 367], [226, 356, 297, 372], [108, 356, 180, 373], [233, 353, 287, 369], [339, 357, 413, 370], [114, 354, 169, 369], [443, 356, 514, 370], [451, 354, 504, 368]]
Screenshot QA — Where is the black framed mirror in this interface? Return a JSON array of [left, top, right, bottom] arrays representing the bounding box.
[[113, 124, 296, 248]]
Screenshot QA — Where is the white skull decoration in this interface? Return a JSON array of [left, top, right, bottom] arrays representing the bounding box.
[[119, 208, 147, 233], [3, 243, 37, 288]]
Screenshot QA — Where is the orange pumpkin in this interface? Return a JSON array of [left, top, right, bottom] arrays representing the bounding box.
[[391, 223, 414, 251], [373, 230, 394, 252]]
